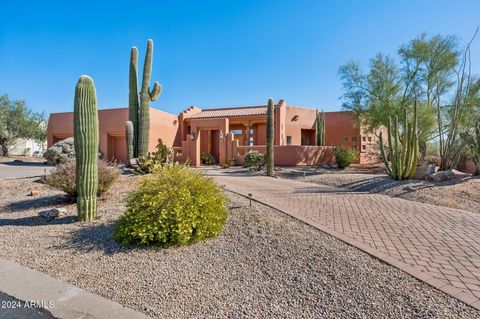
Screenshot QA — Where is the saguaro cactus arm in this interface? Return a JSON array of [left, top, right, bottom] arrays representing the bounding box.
[[74, 75, 99, 222], [129, 47, 139, 158], [125, 121, 134, 164]]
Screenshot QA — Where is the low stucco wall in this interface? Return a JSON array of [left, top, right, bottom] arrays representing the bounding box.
[[233, 145, 334, 166], [47, 107, 178, 164]]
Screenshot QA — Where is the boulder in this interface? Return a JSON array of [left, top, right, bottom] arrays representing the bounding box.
[[414, 164, 437, 180], [38, 207, 67, 219], [425, 170, 455, 182]]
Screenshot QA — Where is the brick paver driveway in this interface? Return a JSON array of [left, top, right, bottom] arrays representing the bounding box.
[[208, 170, 480, 309]]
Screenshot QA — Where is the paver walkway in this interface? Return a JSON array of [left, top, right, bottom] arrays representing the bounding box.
[[209, 171, 480, 310]]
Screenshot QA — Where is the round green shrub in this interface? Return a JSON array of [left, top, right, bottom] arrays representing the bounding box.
[[114, 164, 229, 246], [333, 147, 358, 169], [201, 152, 215, 165], [243, 150, 265, 171]]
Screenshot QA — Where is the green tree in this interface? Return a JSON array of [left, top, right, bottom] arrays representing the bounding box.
[[339, 33, 459, 159], [0, 94, 47, 156]]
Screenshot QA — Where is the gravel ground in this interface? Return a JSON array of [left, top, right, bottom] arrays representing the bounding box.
[[277, 167, 480, 214], [0, 175, 479, 318]]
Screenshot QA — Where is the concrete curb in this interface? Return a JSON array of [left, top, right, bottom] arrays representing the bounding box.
[[0, 258, 150, 319], [225, 188, 480, 311]]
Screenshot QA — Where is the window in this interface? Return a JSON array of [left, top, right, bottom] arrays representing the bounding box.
[[343, 137, 349, 142], [362, 145, 366, 150], [368, 136, 372, 142], [249, 137, 254, 146], [352, 136, 357, 142], [286, 136, 292, 145], [362, 136, 366, 142], [249, 128, 254, 134], [230, 129, 242, 135]]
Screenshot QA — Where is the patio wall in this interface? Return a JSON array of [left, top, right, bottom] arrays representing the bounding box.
[[233, 144, 334, 166]]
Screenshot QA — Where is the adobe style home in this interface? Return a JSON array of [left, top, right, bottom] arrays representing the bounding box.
[[47, 99, 382, 166]]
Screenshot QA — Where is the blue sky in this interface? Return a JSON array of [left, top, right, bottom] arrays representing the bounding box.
[[1, 0, 479, 117]]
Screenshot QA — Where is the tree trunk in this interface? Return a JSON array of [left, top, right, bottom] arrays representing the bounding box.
[[0, 140, 8, 157]]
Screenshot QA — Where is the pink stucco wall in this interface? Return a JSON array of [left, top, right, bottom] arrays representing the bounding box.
[[47, 107, 177, 164]]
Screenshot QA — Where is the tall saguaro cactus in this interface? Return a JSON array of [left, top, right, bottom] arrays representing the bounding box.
[[266, 98, 275, 177], [128, 39, 162, 158], [316, 109, 325, 146], [128, 47, 140, 157], [74, 75, 99, 221], [379, 101, 419, 180], [125, 121, 134, 163]]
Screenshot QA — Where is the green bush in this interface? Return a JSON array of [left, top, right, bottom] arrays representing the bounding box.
[[134, 139, 172, 174], [114, 164, 229, 246], [201, 152, 215, 165], [45, 160, 120, 198], [333, 147, 358, 169], [243, 150, 264, 171]]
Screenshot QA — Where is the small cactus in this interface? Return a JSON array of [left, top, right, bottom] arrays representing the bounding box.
[[74, 75, 99, 221], [125, 121, 134, 164], [266, 98, 274, 177], [316, 109, 325, 146], [379, 101, 418, 180]]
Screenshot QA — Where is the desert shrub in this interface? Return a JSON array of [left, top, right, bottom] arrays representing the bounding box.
[[243, 150, 264, 171], [114, 164, 228, 246], [43, 137, 75, 165], [333, 147, 358, 169], [201, 152, 215, 165], [134, 139, 172, 174], [424, 155, 440, 166], [45, 160, 120, 198]]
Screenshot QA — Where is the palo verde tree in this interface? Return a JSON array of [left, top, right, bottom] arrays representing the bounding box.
[[0, 95, 46, 156], [339, 33, 459, 160]]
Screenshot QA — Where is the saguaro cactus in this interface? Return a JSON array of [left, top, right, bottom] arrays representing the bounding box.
[[125, 121, 134, 164], [137, 39, 162, 157], [266, 98, 275, 177], [316, 109, 325, 146], [128, 47, 140, 157], [74, 75, 99, 221], [379, 101, 418, 180]]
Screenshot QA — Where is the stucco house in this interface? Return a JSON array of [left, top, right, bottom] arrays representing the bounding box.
[[47, 99, 382, 166]]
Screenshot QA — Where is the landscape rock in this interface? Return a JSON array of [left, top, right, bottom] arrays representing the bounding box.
[[38, 207, 67, 219], [29, 190, 41, 196], [424, 170, 455, 182], [414, 163, 437, 179]]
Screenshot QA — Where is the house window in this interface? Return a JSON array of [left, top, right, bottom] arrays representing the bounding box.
[[368, 136, 372, 142], [343, 137, 349, 142], [286, 136, 292, 145], [352, 136, 357, 142], [362, 136, 366, 142], [362, 145, 366, 150], [249, 137, 254, 146], [249, 129, 254, 134], [231, 129, 242, 135]]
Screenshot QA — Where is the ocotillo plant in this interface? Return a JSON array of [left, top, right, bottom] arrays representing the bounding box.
[[128, 47, 139, 157], [266, 98, 274, 177], [125, 121, 134, 164], [74, 75, 99, 221], [379, 101, 418, 180], [316, 109, 325, 146]]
